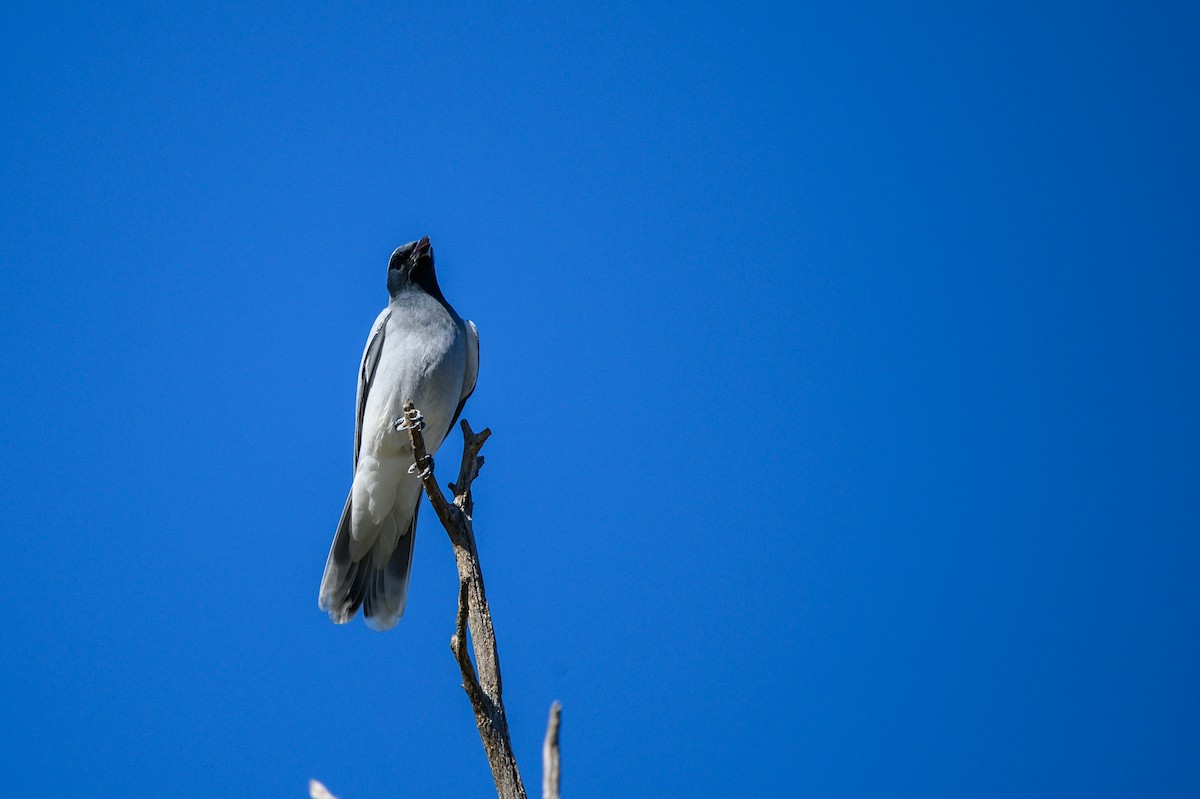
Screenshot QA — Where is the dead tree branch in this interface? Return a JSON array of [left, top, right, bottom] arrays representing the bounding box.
[[542, 703, 562, 799], [402, 400, 527, 799]]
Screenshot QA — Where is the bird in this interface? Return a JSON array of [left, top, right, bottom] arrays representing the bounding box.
[[319, 237, 479, 630]]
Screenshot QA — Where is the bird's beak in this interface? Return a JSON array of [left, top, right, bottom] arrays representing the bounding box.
[[414, 237, 431, 258]]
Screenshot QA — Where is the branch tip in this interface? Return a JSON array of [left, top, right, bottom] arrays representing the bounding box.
[[542, 703, 562, 799]]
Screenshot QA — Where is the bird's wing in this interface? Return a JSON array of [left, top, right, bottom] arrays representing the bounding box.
[[354, 308, 391, 470], [446, 319, 479, 436]]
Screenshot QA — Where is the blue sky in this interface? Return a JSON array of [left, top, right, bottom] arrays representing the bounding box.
[[2, 2, 1198, 796]]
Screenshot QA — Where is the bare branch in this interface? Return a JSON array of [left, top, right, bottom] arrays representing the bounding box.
[[452, 576, 486, 709], [402, 400, 527, 799], [542, 703, 562, 799], [449, 418, 490, 516]]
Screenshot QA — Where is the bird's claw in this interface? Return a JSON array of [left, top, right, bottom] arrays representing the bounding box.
[[407, 457, 433, 480], [395, 412, 426, 433]]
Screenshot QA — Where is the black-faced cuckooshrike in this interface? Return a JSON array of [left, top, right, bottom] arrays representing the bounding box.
[[319, 237, 479, 630]]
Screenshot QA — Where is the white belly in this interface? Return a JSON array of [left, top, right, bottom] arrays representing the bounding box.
[[350, 308, 466, 547]]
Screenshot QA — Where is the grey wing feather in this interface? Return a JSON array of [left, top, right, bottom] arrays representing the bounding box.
[[354, 309, 390, 469], [445, 319, 479, 438]]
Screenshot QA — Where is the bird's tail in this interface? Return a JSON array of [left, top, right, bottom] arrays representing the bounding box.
[[318, 494, 417, 630], [362, 503, 417, 631]]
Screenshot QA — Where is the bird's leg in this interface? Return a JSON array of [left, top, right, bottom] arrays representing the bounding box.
[[398, 405, 433, 479]]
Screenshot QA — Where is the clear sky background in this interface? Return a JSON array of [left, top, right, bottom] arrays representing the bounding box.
[[2, 2, 1198, 797]]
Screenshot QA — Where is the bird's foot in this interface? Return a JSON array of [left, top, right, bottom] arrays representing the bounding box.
[[408, 456, 433, 481], [394, 411, 426, 433]]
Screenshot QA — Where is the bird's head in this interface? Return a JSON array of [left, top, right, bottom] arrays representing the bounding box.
[[387, 236, 443, 300]]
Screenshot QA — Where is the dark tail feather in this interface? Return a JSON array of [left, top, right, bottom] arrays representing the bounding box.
[[362, 503, 418, 632], [319, 493, 368, 623]]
